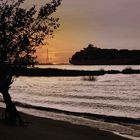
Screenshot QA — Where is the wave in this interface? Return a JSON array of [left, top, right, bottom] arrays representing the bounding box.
[[31, 93, 139, 102], [1, 100, 138, 125], [0, 97, 140, 125], [26, 100, 140, 112]]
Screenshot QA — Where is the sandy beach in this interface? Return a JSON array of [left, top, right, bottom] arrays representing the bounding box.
[[0, 107, 131, 140]]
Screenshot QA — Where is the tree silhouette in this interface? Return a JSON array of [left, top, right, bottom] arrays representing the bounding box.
[[0, 0, 62, 125]]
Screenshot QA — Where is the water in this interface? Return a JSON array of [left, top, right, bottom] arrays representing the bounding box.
[[0, 65, 140, 138], [5, 65, 140, 119]]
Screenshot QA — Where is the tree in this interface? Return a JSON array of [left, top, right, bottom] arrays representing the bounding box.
[[0, 0, 62, 125]]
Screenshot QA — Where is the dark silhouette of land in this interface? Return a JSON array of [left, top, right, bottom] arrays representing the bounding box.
[[70, 44, 140, 65], [14, 67, 140, 77]]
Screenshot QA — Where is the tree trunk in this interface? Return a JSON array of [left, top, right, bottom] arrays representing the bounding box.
[[0, 65, 23, 125], [1, 89, 23, 125]]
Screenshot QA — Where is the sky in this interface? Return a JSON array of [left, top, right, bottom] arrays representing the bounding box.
[[25, 0, 140, 63]]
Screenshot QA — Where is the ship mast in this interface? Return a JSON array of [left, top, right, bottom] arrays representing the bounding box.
[[46, 48, 53, 64], [46, 48, 49, 64]]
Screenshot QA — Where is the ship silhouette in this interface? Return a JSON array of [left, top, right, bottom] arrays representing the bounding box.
[[70, 44, 140, 65]]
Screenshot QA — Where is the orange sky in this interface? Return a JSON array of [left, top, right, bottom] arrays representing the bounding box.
[[25, 0, 140, 64], [36, 1, 98, 64]]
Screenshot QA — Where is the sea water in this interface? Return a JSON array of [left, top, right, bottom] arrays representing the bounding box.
[[7, 65, 140, 119], [0, 65, 140, 138]]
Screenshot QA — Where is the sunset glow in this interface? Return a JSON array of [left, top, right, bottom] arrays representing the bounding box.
[[0, 1, 140, 138], [31, 0, 140, 64]]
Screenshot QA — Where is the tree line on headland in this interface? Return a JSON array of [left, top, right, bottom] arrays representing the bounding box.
[[69, 44, 140, 65], [14, 67, 140, 76]]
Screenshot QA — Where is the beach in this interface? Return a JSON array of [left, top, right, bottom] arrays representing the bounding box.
[[0, 107, 130, 140], [0, 0, 140, 139], [1, 66, 140, 140]]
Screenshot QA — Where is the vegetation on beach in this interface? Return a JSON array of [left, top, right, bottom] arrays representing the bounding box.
[[0, 0, 62, 125]]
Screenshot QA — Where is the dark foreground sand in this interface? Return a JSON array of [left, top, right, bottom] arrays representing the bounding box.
[[0, 108, 130, 140]]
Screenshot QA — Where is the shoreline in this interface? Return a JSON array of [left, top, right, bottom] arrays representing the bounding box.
[[13, 101, 140, 124], [0, 107, 131, 140]]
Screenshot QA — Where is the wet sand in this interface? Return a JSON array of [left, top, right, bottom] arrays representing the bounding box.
[[0, 107, 131, 140]]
